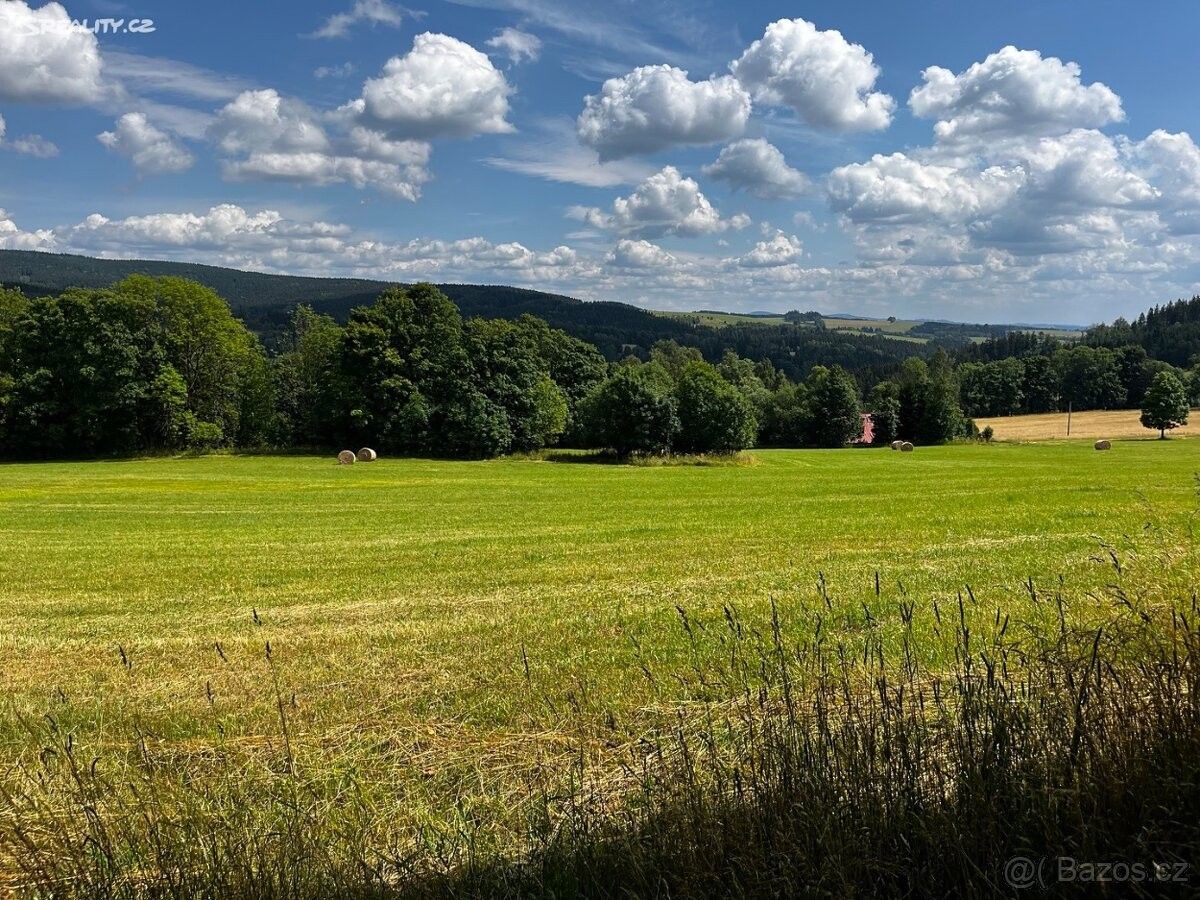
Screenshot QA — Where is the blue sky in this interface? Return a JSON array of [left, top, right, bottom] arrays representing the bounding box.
[[2, 0, 1199, 324]]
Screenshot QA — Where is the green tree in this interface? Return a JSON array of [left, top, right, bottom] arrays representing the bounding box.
[[803, 365, 862, 448], [1019, 355, 1060, 413], [466, 317, 568, 453], [866, 381, 901, 445], [759, 381, 809, 446], [512, 314, 606, 442], [3, 290, 189, 456], [338, 283, 497, 455], [717, 351, 772, 413], [114, 275, 271, 446], [897, 353, 962, 444], [1054, 346, 1126, 410], [272, 306, 346, 446], [1140, 371, 1190, 438], [579, 364, 679, 456], [673, 360, 757, 453], [649, 340, 704, 379]]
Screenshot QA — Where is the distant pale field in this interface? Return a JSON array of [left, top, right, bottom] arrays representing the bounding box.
[[0, 444, 1197, 823], [977, 407, 1199, 441]]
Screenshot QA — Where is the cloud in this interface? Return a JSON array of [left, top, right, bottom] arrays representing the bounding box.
[[571, 165, 750, 237], [0, 113, 59, 158], [607, 238, 678, 269], [210, 89, 330, 155], [577, 65, 750, 160], [311, 0, 407, 39], [50, 203, 590, 283], [102, 50, 253, 103], [1132, 129, 1200, 234], [98, 113, 194, 174], [486, 27, 542, 64], [355, 33, 514, 139], [827, 152, 1022, 224], [824, 127, 1195, 277], [0, 0, 105, 104], [314, 63, 356, 80], [909, 46, 1123, 142], [738, 232, 804, 267], [211, 89, 430, 200], [731, 18, 893, 131], [703, 138, 808, 199], [484, 117, 653, 187], [0, 208, 55, 250]]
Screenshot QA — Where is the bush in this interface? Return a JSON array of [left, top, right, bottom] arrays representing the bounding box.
[[186, 419, 224, 450], [981, 425, 994, 442]]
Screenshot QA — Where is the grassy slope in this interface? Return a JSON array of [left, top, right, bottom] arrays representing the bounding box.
[[1, 442, 1196, 758]]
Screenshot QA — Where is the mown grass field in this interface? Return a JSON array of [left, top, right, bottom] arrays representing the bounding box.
[[1, 442, 1198, 855], [977, 407, 1199, 440]]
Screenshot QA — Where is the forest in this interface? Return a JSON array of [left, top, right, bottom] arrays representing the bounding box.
[[0, 274, 1197, 460]]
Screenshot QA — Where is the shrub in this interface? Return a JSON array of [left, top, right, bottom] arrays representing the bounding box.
[[186, 419, 224, 449]]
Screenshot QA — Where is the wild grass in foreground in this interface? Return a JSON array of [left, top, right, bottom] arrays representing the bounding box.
[[3, 519, 1198, 898]]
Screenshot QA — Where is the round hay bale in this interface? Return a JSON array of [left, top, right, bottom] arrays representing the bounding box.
[[1094, 439, 1111, 451], [337, 450, 356, 465], [891, 440, 903, 451], [358, 447, 377, 462], [901, 442, 915, 452]]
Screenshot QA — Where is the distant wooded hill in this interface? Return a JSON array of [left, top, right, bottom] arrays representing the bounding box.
[[0, 249, 1125, 381]]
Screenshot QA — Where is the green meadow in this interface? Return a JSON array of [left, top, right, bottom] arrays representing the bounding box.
[[0, 441, 1195, 750], [1, 441, 1199, 893]]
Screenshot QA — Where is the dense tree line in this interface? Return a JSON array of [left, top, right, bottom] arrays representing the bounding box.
[[954, 344, 1197, 418], [1, 276, 1196, 461], [1084, 296, 1200, 367]]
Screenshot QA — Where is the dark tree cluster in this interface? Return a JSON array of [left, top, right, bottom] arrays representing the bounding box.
[[954, 344, 1188, 418], [2, 272, 1196, 461]]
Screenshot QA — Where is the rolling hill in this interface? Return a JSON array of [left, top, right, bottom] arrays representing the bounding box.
[[0, 248, 1067, 379]]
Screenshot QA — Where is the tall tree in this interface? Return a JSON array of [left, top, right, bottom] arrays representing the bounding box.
[[1140, 371, 1190, 438], [579, 363, 679, 456], [866, 381, 901, 446], [673, 360, 757, 453], [803, 365, 862, 448]]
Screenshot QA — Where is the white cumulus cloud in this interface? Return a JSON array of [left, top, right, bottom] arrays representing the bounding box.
[[607, 238, 678, 269], [827, 152, 1022, 224], [0, 207, 55, 250], [210, 90, 430, 200], [909, 46, 1124, 143], [98, 113, 194, 174], [571, 166, 750, 237], [703, 138, 808, 199], [355, 33, 514, 139], [731, 18, 893, 131], [577, 65, 751, 160], [0, 1, 105, 104], [738, 232, 805, 267]]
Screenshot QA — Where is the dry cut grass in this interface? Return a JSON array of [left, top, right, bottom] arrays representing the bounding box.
[[976, 407, 1199, 441]]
